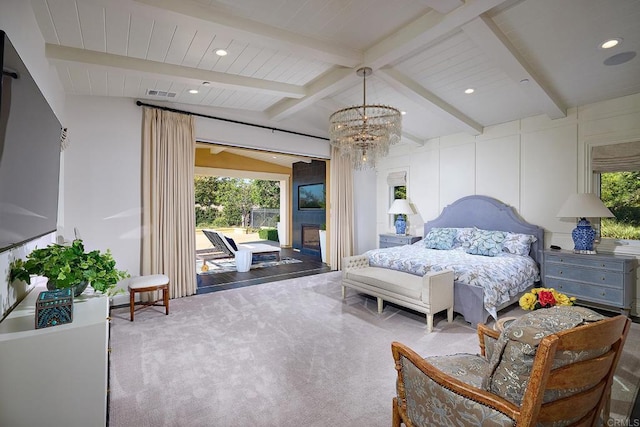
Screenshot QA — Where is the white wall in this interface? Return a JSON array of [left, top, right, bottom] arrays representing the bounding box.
[[373, 93, 640, 314], [0, 1, 66, 318], [61, 96, 142, 283]]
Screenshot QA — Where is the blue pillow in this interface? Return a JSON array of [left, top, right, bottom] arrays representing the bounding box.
[[466, 229, 506, 257], [423, 228, 456, 250], [225, 236, 238, 251]]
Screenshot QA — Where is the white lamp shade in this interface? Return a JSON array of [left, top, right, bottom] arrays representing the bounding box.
[[556, 193, 614, 218], [388, 199, 415, 215]]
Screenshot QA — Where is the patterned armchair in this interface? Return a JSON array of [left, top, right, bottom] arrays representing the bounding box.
[[391, 306, 631, 427]]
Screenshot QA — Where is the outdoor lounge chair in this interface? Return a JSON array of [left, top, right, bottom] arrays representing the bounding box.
[[202, 229, 281, 262]]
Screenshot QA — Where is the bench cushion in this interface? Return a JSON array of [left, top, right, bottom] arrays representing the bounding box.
[[345, 267, 422, 299], [238, 242, 281, 255]]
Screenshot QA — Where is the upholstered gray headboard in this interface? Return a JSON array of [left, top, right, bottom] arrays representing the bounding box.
[[423, 195, 545, 270]]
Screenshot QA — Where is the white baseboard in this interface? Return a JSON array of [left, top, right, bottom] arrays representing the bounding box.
[[110, 293, 130, 307]]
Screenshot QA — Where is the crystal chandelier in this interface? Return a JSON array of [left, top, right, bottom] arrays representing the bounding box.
[[329, 67, 402, 170]]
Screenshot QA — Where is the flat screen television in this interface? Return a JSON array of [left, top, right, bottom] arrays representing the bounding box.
[[298, 183, 325, 210], [0, 30, 62, 252]]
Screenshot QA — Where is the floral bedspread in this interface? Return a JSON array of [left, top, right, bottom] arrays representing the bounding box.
[[365, 243, 540, 319]]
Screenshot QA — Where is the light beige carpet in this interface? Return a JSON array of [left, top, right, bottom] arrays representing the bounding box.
[[108, 271, 640, 426]]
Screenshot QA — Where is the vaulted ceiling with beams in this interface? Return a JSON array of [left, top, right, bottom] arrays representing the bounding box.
[[32, 0, 640, 145]]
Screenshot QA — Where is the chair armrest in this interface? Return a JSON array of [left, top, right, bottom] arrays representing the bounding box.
[[477, 323, 500, 359], [341, 255, 369, 270], [391, 341, 519, 422]]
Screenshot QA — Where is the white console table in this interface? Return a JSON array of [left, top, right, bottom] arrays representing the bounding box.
[[0, 285, 109, 427]]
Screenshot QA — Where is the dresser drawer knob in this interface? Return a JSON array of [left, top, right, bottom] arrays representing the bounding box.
[[601, 292, 606, 296]]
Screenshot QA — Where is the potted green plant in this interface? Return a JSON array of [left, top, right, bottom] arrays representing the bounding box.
[[10, 239, 129, 297]]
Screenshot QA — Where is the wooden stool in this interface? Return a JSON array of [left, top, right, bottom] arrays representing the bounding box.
[[128, 274, 170, 321]]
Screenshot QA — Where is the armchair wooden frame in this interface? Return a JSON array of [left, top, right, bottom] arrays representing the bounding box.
[[392, 316, 631, 427]]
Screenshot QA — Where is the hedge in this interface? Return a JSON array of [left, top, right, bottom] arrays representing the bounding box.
[[258, 228, 279, 242]]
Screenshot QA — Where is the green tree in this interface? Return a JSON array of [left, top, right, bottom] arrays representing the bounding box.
[[194, 176, 220, 207], [194, 176, 281, 228], [194, 176, 222, 226], [601, 171, 640, 237], [216, 178, 253, 227], [251, 180, 280, 208], [601, 172, 640, 210], [394, 185, 406, 199]]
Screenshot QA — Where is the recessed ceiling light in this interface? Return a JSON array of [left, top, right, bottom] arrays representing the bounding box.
[[600, 38, 622, 49], [202, 81, 211, 86], [215, 49, 228, 56], [520, 78, 530, 84], [464, 88, 475, 94], [401, 111, 407, 115], [188, 89, 199, 94]]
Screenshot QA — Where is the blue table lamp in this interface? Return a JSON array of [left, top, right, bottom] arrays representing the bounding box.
[[557, 193, 614, 254], [388, 199, 415, 235]]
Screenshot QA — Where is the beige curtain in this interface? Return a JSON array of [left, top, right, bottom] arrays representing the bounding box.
[[142, 107, 197, 298], [329, 145, 354, 270], [592, 141, 640, 172]]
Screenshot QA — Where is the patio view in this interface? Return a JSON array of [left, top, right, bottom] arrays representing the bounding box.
[[194, 176, 281, 252], [192, 174, 331, 292]]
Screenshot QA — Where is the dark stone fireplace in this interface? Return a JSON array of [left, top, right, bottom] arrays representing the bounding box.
[[292, 160, 326, 258], [301, 224, 320, 252]]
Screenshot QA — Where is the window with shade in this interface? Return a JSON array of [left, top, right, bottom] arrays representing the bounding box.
[[592, 141, 640, 241]]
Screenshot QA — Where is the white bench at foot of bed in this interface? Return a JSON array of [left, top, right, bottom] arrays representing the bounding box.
[[341, 255, 454, 333]]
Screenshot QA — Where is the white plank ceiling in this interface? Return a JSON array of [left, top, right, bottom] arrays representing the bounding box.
[[25, 0, 640, 146]]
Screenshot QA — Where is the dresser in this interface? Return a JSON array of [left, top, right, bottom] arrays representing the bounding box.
[[544, 250, 637, 314], [379, 233, 422, 248], [0, 285, 109, 427]]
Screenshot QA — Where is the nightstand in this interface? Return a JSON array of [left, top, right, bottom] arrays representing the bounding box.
[[379, 233, 421, 248], [544, 250, 637, 315]]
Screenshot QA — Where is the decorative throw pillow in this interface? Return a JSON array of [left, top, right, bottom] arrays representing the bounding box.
[[225, 236, 238, 251], [502, 232, 537, 256], [452, 227, 476, 250], [488, 306, 606, 406], [423, 228, 457, 250], [466, 229, 506, 257]]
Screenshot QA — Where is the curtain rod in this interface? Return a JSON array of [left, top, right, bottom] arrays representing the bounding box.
[[135, 100, 329, 142]]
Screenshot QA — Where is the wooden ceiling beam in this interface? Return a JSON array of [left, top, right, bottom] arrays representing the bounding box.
[[364, 0, 511, 69], [133, 0, 362, 68], [416, 0, 465, 14], [266, 68, 361, 121], [46, 44, 306, 98], [378, 68, 483, 135], [461, 15, 566, 119]]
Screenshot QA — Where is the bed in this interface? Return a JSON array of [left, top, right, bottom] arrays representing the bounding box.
[[365, 195, 544, 325]]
